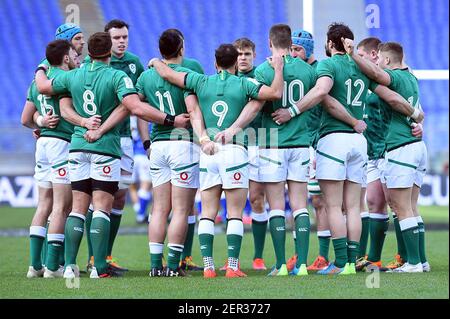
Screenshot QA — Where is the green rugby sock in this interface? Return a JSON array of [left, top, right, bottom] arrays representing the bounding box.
[[29, 226, 46, 270], [251, 211, 268, 260], [399, 217, 420, 265], [182, 215, 196, 259], [359, 212, 369, 258], [167, 243, 184, 270], [317, 230, 331, 261], [393, 213, 408, 260], [368, 213, 389, 262], [64, 213, 85, 267], [149, 242, 164, 269], [416, 216, 427, 263], [90, 211, 110, 274], [332, 237, 348, 268], [269, 210, 286, 269], [293, 209, 310, 266], [107, 209, 122, 256]]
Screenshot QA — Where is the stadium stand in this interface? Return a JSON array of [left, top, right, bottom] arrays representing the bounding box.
[[99, 0, 287, 75], [0, 0, 63, 156]]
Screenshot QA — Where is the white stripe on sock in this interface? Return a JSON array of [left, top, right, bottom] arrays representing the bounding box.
[[360, 211, 369, 218], [168, 243, 184, 252], [149, 242, 164, 254], [198, 219, 215, 236], [416, 216, 424, 224], [188, 215, 196, 224], [29, 226, 46, 237], [226, 219, 243, 236], [251, 211, 268, 222], [399, 217, 419, 231], [69, 212, 86, 221], [370, 212, 389, 220], [269, 209, 285, 219], [292, 230, 296, 239], [92, 210, 110, 222], [293, 208, 309, 220], [88, 204, 94, 211], [47, 233, 64, 242], [317, 230, 331, 237], [111, 208, 123, 216]]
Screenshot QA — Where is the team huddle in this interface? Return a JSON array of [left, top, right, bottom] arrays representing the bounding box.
[[22, 19, 429, 279]]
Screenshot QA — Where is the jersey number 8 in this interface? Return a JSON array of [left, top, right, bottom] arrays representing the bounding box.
[[83, 90, 97, 115]]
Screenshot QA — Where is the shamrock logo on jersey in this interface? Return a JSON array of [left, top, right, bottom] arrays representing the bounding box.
[[129, 63, 136, 74]]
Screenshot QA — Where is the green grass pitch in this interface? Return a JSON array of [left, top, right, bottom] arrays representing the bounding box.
[[0, 206, 448, 299]]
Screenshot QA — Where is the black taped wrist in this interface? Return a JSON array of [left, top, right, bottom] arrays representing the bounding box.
[[143, 140, 151, 150], [164, 114, 175, 127]]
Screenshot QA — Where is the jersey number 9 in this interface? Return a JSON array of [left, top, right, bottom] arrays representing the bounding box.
[[212, 101, 229, 127]]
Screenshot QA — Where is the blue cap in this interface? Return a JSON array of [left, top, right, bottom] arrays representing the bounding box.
[[292, 29, 314, 59], [55, 23, 82, 41]]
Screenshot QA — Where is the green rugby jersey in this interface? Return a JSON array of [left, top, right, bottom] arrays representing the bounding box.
[[182, 57, 204, 74], [84, 52, 144, 138], [136, 64, 194, 143], [27, 67, 74, 142], [255, 55, 316, 148], [237, 66, 261, 146], [363, 91, 389, 160], [316, 53, 377, 139], [51, 61, 137, 158], [185, 70, 262, 146], [383, 68, 422, 151], [304, 60, 322, 149]]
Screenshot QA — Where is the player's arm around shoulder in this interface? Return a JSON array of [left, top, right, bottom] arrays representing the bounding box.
[[148, 58, 188, 89], [256, 55, 284, 101], [372, 85, 424, 122], [341, 37, 391, 86]]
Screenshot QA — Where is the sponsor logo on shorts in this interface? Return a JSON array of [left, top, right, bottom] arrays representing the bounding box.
[[234, 172, 241, 181], [103, 166, 111, 174], [180, 172, 189, 181], [58, 168, 67, 177]]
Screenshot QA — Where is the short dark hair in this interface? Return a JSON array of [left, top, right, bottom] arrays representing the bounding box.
[[357, 37, 382, 53], [88, 32, 112, 59], [233, 38, 256, 52], [159, 29, 184, 59], [166, 28, 184, 40], [327, 22, 354, 52], [269, 24, 292, 49], [104, 19, 129, 32], [215, 44, 239, 69], [379, 42, 404, 63], [46, 39, 73, 66]]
